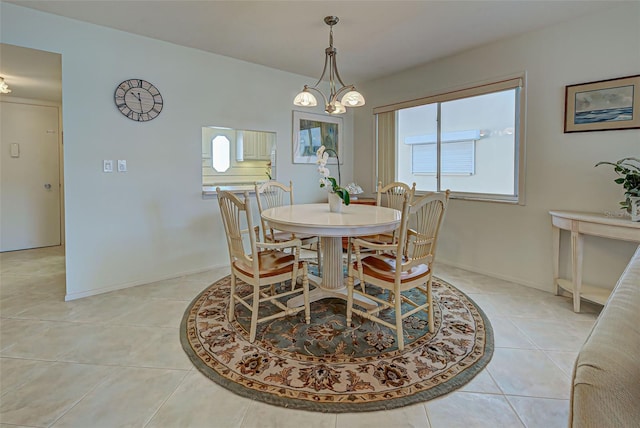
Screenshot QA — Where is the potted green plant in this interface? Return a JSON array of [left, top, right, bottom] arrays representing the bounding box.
[[595, 157, 640, 220]]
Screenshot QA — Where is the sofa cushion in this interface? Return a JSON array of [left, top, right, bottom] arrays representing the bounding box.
[[570, 245, 640, 427]]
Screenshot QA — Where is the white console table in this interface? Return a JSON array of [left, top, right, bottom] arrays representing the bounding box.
[[549, 211, 640, 312]]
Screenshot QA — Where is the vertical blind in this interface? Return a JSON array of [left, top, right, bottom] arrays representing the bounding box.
[[376, 111, 396, 187]]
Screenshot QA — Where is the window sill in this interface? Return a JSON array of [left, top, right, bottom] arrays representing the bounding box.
[[415, 191, 523, 205], [202, 184, 258, 199]]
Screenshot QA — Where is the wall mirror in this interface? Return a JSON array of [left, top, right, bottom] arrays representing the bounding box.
[[202, 126, 276, 193]]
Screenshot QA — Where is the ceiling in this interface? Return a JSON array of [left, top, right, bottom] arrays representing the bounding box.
[[0, 43, 62, 101], [1, 1, 625, 103]]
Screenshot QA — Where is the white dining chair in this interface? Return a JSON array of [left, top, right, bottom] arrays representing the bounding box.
[[217, 188, 310, 343], [255, 180, 322, 270], [346, 190, 450, 350]]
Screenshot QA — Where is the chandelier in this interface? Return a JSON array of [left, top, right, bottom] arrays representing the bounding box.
[[293, 16, 365, 115], [0, 77, 11, 94]]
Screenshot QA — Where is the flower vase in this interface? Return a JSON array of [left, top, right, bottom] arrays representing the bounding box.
[[630, 196, 640, 222], [328, 192, 343, 213]]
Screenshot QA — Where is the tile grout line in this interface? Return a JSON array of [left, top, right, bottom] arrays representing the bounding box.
[[141, 369, 192, 428]]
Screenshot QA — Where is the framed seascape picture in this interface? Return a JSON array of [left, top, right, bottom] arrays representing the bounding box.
[[292, 111, 343, 164], [564, 75, 640, 133]]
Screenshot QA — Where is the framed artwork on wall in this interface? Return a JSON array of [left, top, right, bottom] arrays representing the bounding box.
[[564, 75, 640, 133], [292, 111, 343, 164]]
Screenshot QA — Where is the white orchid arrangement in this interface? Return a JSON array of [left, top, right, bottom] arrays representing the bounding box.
[[316, 145, 350, 205]]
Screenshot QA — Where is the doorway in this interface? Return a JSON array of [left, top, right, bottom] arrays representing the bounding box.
[[0, 44, 64, 254], [1, 101, 61, 251]]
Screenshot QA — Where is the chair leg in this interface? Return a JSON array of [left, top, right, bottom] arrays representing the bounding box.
[[387, 291, 395, 304], [346, 274, 354, 327], [228, 273, 237, 321], [346, 239, 365, 293], [316, 237, 322, 271], [302, 263, 310, 324], [395, 290, 404, 351], [427, 278, 434, 333], [249, 283, 260, 343]]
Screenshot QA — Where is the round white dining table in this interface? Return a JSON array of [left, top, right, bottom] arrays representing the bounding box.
[[260, 203, 401, 309]]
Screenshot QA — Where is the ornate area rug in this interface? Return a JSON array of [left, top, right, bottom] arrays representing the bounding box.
[[180, 274, 493, 413]]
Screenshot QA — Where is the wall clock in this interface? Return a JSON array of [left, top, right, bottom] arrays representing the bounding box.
[[114, 79, 163, 122]]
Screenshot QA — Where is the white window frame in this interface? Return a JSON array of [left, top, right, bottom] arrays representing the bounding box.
[[374, 74, 526, 204]]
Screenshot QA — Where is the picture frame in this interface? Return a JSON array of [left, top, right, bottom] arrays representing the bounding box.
[[564, 75, 640, 133], [292, 111, 343, 164]]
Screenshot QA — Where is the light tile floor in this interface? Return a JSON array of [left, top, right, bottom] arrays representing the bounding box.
[[0, 246, 601, 428]]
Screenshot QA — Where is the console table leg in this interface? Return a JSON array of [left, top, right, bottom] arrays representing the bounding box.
[[552, 225, 560, 295], [571, 229, 584, 312]]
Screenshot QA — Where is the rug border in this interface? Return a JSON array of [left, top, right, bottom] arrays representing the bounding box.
[[180, 276, 494, 413]]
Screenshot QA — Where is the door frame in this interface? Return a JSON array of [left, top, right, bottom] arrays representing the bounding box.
[[1, 96, 65, 248]]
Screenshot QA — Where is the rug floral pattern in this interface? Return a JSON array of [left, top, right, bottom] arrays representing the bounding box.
[[181, 275, 493, 412]]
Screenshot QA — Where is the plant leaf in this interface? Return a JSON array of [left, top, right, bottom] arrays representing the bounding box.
[[342, 191, 350, 205], [327, 177, 338, 190]]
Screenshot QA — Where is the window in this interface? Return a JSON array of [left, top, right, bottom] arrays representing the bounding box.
[[375, 76, 525, 203]]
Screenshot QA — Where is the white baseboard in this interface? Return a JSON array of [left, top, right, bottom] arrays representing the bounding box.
[[437, 258, 553, 294], [64, 263, 229, 301]]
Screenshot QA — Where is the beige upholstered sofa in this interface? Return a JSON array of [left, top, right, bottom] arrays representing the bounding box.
[[569, 244, 640, 427]]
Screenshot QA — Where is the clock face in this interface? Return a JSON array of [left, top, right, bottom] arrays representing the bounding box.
[[114, 79, 163, 122]]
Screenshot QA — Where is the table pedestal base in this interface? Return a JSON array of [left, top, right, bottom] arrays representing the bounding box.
[[287, 273, 377, 310], [287, 236, 377, 310]]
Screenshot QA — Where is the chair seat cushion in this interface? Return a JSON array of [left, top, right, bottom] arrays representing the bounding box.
[[234, 250, 302, 278], [358, 253, 429, 283]]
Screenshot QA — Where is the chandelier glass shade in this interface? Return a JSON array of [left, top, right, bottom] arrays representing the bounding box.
[[0, 77, 11, 94], [293, 16, 365, 115]]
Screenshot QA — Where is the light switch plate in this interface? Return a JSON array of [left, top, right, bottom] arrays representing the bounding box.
[[103, 160, 113, 173], [117, 160, 127, 172], [10, 143, 20, 158]]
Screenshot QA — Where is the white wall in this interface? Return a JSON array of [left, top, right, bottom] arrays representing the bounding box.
[[354, 3, 640, 292], [1, 3, 353, 299]]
